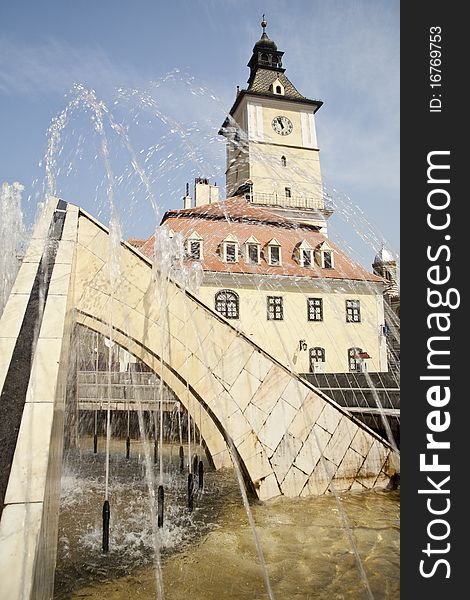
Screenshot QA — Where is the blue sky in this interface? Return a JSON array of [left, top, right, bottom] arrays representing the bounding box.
[[0, 0, 399, 267]]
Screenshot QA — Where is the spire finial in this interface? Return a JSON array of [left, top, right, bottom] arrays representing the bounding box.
[[261, 14, 267, 33]]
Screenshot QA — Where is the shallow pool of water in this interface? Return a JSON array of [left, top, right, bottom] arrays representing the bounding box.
[[54, 440, 399, 599]]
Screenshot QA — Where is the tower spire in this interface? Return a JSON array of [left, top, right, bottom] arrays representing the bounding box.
[[261, 14, 267, 34]]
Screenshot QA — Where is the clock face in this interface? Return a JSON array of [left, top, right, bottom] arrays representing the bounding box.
[[272, 115, 293, 136]]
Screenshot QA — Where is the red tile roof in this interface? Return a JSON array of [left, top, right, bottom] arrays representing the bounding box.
[[140, 197, 384, 284]]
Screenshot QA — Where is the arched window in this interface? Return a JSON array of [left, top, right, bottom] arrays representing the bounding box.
[[281, 155, 287, 167], [309, 347, 325, 372], [215, 290, 239, 319], [260, 53, 269, 63], [348, 347, 362, 372], [276, 85, 282, 94]]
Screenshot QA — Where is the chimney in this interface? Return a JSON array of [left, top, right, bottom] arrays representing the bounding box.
[[183, 182, 192, 209], [194, 177, 219, 207]]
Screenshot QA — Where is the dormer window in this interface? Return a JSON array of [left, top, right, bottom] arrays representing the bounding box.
[[295, 240, 314, 268], [315, 242, 335, 269], [270, 77, 285, 96], [186, 231, 203, 260], [302, 249, 313, 267], [222, 234, 239, 263], [244, 235, 261, 264], [226, 243, 237, 262], [281, 156, 287, 167], [323, 250, 333, 269], [266, 238, 282, 266]]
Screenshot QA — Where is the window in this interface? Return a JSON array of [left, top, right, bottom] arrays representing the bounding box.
[[247, 243, 260, 264], [276, 85, 282, 94], [307, 298, 323, 321], [302, 249, 312, 267], [348, 347, 363, 372], [222, 235, 239, 263], [189, 241, 201, 260], [285, 187, 292, 198], [266, 238, 282, 266], [186, 232, 203, 260], [269, 245, 281, 265], [315, 242, 335, 269], [260, 53, 269, 63], [323, 251, 333, 269], [215, 290, 239, 319], [281, 155, 287, 167], [225, 243, 237, 263], [346, 299, 361, 323], [267, 296, 283, 320], [309, 347, 325, 372]]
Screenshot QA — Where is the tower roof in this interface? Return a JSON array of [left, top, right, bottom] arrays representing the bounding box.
[[221, 16, 322, 126], [373, 246, 396, 265]]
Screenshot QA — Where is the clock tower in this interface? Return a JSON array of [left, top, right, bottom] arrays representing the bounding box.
[[219, 17, 333, 233]]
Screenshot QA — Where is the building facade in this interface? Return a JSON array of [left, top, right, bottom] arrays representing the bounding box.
[[136, 18, 391, 376]]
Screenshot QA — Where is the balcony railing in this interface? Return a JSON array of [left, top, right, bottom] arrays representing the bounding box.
[[247, 192, 333, 212], [76, 371, 178, 411]]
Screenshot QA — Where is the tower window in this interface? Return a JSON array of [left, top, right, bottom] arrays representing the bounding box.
[[346, 299, 361, 323], [285, 187, 292, 198], [281, 156, 287, 167], [260, 53, 269, 63], [307, 298, 323, 321], [215, 290, 239, 319], [309, 347, 326, 372], [267, 296, 283, 320]]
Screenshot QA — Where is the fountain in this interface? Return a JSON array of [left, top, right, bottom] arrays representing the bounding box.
[[0, 22, 399, 600]]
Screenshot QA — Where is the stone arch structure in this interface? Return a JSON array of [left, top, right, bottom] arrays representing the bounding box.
[[0, 198, 399, 599], [73, 207, 398, 500]]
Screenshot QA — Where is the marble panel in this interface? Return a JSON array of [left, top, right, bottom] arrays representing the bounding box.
[[4, 402, 54, 504], [281, 465, 309, 497], [250, 366, 290, 414], [258, 473, 281, 501], [230, 367, 262, 412], [270, 433, 303, 484], [288, 392, 324, 442], [0, 293, 30, 338], [257, 398, 297, 454], [281, 376, 310, 409], [0, 502, 43, 599]]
